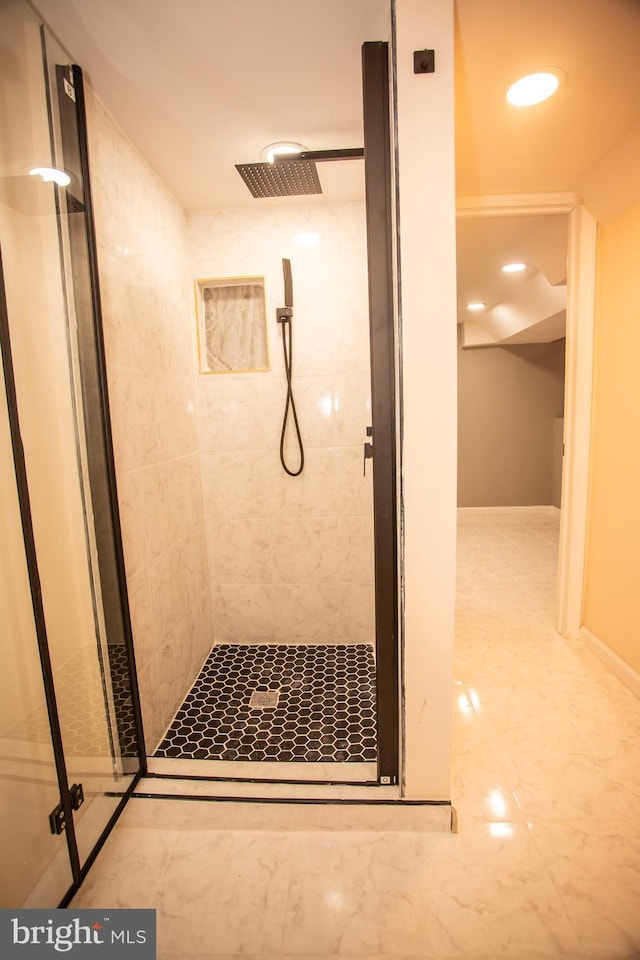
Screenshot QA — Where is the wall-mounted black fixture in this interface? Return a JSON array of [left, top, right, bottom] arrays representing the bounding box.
[[413, 49, 435, 74], [284, 148, 364, 163]]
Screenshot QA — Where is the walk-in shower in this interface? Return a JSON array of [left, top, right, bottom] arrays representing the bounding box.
[[152, 236, 380, 775], [150, 44, 399, 786]]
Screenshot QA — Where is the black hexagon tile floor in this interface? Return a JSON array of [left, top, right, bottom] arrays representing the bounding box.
[[154, 644, 377, 762]]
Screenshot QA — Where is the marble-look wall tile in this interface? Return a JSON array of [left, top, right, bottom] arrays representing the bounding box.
[[263, 376, 336, 450], [200, 449, 272, 520], [126, 567, 154, 673], [198, 378, 265, 452], [333, 373, 373, 446], [87, 88, 212, 753], [271, 516, 374, 585], [188, 202, 375, 646], [210, 584, 276, 643], [268, 448, 338, 520], [334, 447, 374, 516], [206, 518, 273, 584], [271, 582, 373, 644]]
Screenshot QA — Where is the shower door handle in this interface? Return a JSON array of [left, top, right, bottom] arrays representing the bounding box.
[[363, 426, 373, 476]]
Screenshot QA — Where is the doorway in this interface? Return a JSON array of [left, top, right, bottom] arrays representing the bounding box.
[[455, 196, 596, 640]]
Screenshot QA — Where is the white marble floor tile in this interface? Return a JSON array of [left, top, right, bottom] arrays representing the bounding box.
[[281, 832, 437, 956], [155, 831, 292, 955], [451, 739, 524, 826], [70, 508, 640, 958], [70, 827, 175, 909], [118, 797, 231, 831], [530, 820, 640, 959], [410, 823, 581, 958]]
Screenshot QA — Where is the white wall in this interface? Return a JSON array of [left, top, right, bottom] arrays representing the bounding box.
[[395, 0, 457, 799]]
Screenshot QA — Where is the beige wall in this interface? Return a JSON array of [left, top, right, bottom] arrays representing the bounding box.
[[187, 202, 374, 645], [86, 91, 212, 751], [457, 333, 565, 507], [583, 197, 640, 674]]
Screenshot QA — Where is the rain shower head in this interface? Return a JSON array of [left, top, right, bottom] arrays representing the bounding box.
[[235, 148, 364, 198], [235, 159, 321, 198]]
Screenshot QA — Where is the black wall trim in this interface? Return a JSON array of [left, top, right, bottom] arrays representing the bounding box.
[[362, 41, 400, 784]]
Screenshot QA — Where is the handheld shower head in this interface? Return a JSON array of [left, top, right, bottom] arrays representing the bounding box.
[[283, 258, 293, 309], [277, 258, 293, 323], [276, 257, 304, 476]]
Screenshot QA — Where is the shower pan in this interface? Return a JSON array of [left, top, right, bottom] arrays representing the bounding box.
[[156, 644, 377, 763]]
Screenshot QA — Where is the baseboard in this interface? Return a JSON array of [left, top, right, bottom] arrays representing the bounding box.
[[457, 505, 559, 516], [580, 626, 640, 701]]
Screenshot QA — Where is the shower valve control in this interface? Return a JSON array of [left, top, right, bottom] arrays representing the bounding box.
[[276, 306, 292, 323]]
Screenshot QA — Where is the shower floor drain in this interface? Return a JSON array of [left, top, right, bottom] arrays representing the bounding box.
[[249, 689, 280, 709]]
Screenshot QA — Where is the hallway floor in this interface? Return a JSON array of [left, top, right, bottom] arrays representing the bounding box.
[[71, 508, 640, 959]]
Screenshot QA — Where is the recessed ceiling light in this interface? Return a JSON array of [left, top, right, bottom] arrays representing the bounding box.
[[502, 262, 527, 273], [260, 141, 306, 164], [466, 302, 486, 311], [29, 166, 71, 186], [506, 71, 561, 107]]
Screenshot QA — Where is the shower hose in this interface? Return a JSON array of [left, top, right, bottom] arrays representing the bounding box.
[[279, 316, 304, 476]]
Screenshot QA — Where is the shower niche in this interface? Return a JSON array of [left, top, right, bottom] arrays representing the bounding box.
[[195, 275, 270, 374]]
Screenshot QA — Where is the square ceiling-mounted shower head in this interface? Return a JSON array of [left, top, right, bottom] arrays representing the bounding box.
[[235, 159, 322, 198]]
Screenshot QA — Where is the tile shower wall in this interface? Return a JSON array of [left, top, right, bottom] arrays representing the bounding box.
[[188, 203, 375, 644], [86, 91, 212, 751]]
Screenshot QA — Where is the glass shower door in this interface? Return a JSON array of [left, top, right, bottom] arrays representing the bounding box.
[[0, 0, 141, 901], [0, 320, 73, 908]]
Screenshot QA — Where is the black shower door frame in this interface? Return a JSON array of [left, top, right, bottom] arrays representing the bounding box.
[[362, 41, 400, 785]]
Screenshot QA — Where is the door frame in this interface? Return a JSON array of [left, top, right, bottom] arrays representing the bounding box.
[[456, 192, 597, 639], [362, 40, 400, 784]]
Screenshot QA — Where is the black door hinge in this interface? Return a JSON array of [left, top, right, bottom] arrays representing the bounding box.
[[70, 782, 84, 811], [49, 801, 66, 835]]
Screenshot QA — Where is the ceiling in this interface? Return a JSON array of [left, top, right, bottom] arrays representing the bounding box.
[[31, 0, 640, 344], [456, 214, 568, 345], [454, 0, 640, 197], [32, 0, 640, 210], [33, 0, 389, 210]]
